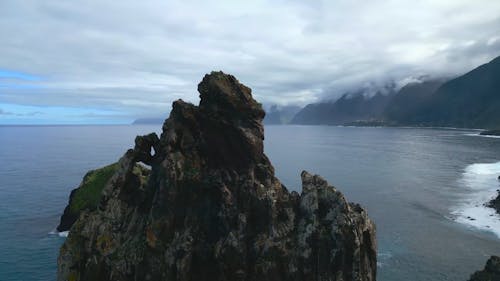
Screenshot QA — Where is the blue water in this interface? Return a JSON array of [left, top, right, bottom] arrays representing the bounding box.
[[1, 125, 500, 281]]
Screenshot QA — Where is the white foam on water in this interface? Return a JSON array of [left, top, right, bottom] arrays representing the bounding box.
[[376, 251, 392, 268], [451, 161, 500, 237], [464, 133, 500, 139], [48, 230, 69, 238]]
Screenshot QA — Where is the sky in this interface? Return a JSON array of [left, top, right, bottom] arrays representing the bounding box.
[[1, 0, 499, 124]]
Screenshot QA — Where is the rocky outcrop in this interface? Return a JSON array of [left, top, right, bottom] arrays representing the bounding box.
[[56, 163, 120, 232], [487, 191, 500, 215], [57, 71, 376, 281], [56, 163, 149, 232], [468, 256, 500, 281]]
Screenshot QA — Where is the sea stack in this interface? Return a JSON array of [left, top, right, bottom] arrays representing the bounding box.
[[57, 71, 377, 281]]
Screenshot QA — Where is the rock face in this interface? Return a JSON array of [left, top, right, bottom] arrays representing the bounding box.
[[468, 256, 500, 281], [57, 71, 376, 281]]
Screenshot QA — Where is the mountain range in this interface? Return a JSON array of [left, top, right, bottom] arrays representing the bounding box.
[[264, 105, 302, 125], [133, 56, 499, 129], [292, 83, 398, 125], [402, 56, 500, 128], [291, 55, 500, 129]]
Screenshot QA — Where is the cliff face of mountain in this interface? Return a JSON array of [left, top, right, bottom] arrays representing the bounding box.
[[57, 71, 376, 281], [382, 79, 446, 124], [404, 56, 500, 128], [290, 55, 500, 128], [291, 86, 397, 125]]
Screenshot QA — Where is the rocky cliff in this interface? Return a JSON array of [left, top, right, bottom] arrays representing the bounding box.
[[57, 71, 377, 281]]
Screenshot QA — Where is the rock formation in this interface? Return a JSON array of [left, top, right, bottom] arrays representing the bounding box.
[[487, 191, 500, 215], [468, 256, 500, 281], [57, 163, 149, 232], [57, 71, 376, 281]]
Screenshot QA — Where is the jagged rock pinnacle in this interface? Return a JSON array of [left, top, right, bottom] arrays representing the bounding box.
[[57, 71, 376, 281]]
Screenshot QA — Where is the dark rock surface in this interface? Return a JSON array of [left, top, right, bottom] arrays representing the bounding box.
[[487, 190, 500, 215], [468, 256, 500, 281], [57, 71, 376, 281]]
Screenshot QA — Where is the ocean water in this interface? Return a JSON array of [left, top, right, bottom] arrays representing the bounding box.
[[1, 125, 500, 281]]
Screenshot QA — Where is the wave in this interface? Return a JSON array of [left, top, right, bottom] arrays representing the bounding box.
[[48, 230, 69, 238], [464, 132, 500, 139], [377, 251, 392, 268], [451, 161, 500, 237]]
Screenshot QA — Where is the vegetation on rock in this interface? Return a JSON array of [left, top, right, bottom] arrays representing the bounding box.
[[57, 162, 149, 232]]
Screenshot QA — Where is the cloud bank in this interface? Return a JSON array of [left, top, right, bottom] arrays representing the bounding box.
[[1, 0, 499, 123]]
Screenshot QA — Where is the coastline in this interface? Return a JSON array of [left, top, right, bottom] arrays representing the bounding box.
[[451, 161, 500, 238]]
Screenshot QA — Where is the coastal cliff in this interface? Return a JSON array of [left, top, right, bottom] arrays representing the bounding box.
[[57, 72, 377, 281]]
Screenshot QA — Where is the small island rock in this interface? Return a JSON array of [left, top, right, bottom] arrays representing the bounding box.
[[57, 72, 377, 281]]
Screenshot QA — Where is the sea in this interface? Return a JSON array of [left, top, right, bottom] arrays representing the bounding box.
[[1, 124, 500, 281]]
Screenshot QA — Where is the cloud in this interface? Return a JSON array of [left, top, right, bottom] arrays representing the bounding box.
[[0, 108, 12, 115], [0, 107, 42, 116], [0, 0, 499, 123]]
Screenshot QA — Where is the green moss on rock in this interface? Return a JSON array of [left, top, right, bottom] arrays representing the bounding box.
[[70, 163, 119, 213], [56, 163, 118, 232], [57, 162, 151, 232]]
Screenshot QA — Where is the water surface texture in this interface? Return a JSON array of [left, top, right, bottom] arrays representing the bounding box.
[[1, 125, 500, 281]]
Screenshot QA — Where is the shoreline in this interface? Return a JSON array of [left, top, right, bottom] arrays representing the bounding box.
[[451, 161, 500, 238]]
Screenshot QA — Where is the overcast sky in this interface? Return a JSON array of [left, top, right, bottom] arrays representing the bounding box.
[[1, 0, 499, 124]]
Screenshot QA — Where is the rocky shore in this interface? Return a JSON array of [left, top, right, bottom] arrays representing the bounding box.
[[57, 72, 377, 281]]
